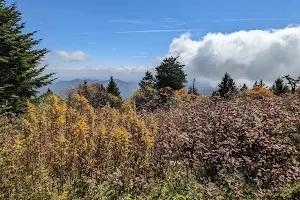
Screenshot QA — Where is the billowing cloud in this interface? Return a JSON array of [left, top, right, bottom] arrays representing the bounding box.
[[45, 66, 152, 82], [168, 26, 300, 87], [56, 50, 89, 62]]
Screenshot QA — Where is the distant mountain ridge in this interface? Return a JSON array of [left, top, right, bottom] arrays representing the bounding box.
[[39, 79, 140, 99], [39, 79, 216, 99]]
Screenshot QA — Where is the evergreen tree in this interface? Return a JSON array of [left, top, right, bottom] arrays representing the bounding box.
[[270, 77, 289, 96], [139, 71, 155, 89], [0, 1, 55, 113], [77, 79, 90, 99], [155, 56, 187, 90], [240, 83, 248, 91], [218, 72, 237, 97], [284, 75, 300, 94], [106, 76, 121, 99], [89, 83, 109, 108], [188, 78, 199, 95]]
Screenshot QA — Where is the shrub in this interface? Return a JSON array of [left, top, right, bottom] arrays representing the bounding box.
[[1, 93, 300, 199]]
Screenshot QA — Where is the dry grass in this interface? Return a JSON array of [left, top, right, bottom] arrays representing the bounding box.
[[1, 92, 300, 199]]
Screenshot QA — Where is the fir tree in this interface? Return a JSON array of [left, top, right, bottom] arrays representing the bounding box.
[[106, 76, 121, 99], [0, 1, 55, 113], [188, 78, 199, 95], [240, 83, 248, 91], [155, 56, 187, 90], [139, 71, 155, 89], [218, 72, 237, 97], [271, 77, 289, 96]]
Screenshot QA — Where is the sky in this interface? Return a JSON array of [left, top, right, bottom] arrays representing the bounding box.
[[8, 0, 300, 86]]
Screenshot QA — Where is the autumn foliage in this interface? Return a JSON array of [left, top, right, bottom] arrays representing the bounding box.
[[1, 91, 300, 199]]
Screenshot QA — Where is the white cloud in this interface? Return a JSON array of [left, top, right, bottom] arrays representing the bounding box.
[[45, 66, 152, 82], [108, 19, 153, 24], [117, 29, 205, 34], [56, 50, 89, 62], [167, 26, 300, 87], [112, 48, 120, 51]]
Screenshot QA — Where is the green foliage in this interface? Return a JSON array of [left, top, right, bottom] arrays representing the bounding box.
[[270, 77, 289, 96], [107, 76, 121, 99], [155, 56, 187, 90], [150, 167, 203, 200], [188, 78, 199, 96], [76, 81, 122, 108], [133, 87, 177, 113], [77, 79, 90, 99], [139, 71, 155, 90], [0, 1, 55, 113], [218, 72, 237, 97]]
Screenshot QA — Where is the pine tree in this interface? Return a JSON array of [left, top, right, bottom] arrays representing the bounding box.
[[188, 78, 199, 95], [139, 71, 155, 90], [240, 83, 248, 91], [218, 72, 237, 97], [271, 77, 289, 96], [106, 76, 121, 99], [0, 1, 55, 113], [155, 56, 187, 90]]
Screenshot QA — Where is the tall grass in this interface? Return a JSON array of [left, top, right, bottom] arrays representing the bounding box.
[[1, 91, 300, 199]]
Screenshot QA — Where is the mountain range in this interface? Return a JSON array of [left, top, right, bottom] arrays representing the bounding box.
[[39, 79, 140, 99], [39, 79, 215, 98]]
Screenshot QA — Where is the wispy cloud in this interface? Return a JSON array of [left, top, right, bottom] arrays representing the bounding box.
[[161, 17, 185, 25], [88, 41, 96, 45], [164, 25, 176, 29], [55, 50, 89, 62], [76, 32, 91, 35], [108, 19, 153, 24], [109, 17, 186, 26], [116, 29, 206, 34], [112, 48, 120, 51], [132, 55, 148, 58], [198, 17, 300, 22]]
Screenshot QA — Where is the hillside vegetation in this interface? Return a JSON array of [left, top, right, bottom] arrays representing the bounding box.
[[1, 89, 300, 199]]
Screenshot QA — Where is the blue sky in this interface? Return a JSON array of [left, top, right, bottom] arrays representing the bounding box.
[[8, 0, 300, 82]]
